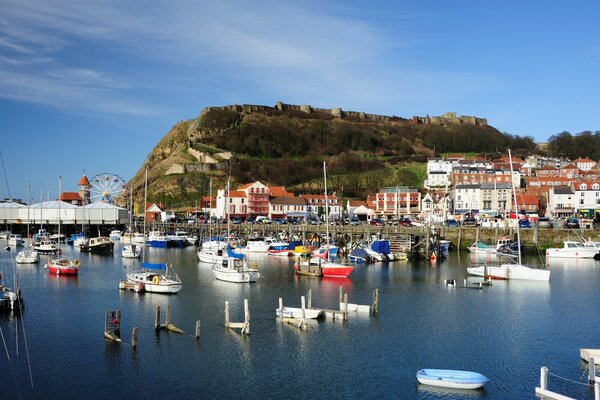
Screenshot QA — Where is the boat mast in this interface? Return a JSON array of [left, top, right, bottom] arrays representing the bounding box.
[[323, 161, 329, 246], [143, 166, 148, 263], [26, 180, 30, 241], [508, 149, 522, 265]]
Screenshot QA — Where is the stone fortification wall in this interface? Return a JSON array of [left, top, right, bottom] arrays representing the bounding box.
[[411, 111, 487, 126]]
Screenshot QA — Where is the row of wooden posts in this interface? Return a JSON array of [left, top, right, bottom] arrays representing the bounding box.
[[104, 287, 380, 347]]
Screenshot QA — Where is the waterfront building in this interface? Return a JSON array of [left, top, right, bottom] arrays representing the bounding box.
[[572, 181, 600, 219], [424, 158, 453, 188], [421, 190, 452, 222], [371, 187, 420, 217], [300, 194, 343, 220], [453, 184, 480, 214], [346, 200, 374, 220], [547, 187, 576, 219], [479, 183, 512, 216], [515, 193, 540, 215], [269, 196, 308, 220], [59, 192, 83, 206], [145, 202, 163, 222]]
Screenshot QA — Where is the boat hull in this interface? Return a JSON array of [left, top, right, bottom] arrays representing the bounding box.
[[467, 264, 550, 281], [126, 272, 182, 294], [545, 248, 599, 258], [212, 267, 258, 283], [275, 307, 324, 319], [321, 263, 354, 278], [416, 369, 488, 390], [46, 259, 80, 275]]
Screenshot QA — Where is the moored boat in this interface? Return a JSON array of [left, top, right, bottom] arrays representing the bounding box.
[[545, 241, 599, 258], [211, 246, 260, 283], [16, 248, 39, 264], [79, 236, 114, 254], [416, 369, 488, 390], [8, 234, 24, 247], [275, 307, 324, 319], [127, 262, 182, 294], [467, 263, 550, 281], [121, 244, 142, 259], [45, 257, 80, 275]]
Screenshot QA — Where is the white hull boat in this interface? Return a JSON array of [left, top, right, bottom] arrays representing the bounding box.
[[416, 369, 488, 390], [275, 307, 324, 319], [127, 271, 182, 293], [121, 245, 142, 259], [545, 241, 599, 258], [8, 234, 24, 247], [467, 263, 550, 281], [16, 249, 39, 264]]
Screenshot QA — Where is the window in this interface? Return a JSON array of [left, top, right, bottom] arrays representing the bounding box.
[[580, 199, 585, 205], [594, 184, 600, 190], [581, 184, 587, 190]]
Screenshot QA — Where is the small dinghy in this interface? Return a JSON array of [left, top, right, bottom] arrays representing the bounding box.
[[416, 369, 488, 389]]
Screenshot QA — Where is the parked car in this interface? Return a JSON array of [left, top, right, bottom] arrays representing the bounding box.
[[398, 218, 412, 227], [272, 218, 287, 225], [462, 217, 479, 227], [349, 216, 361, 226], [445, 219, 460, 227], [518, 218, 531, 228], [308, 217, 320, 225], [245, 217, 256, 224], [536, 217, 552, 228], [370, 218, 385, 227], [564, 217, 580, 229], [230, 217, 242, 224], [256, 216, 271, 225]]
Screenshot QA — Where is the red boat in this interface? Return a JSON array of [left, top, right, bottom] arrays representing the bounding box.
[[46, 258, 80, 275], [301, 248, 354, 278]]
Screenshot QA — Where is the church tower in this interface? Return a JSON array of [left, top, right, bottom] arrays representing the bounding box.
[[78, 174, 91, 205]]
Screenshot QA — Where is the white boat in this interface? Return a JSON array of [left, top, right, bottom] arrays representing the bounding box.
[[109, 230, 122, 241], [16, 248, 39, 264], [467, 237, 514, 255], [121, 244, 142, 259], [121, 231, 134, 244], [240, 237, 271, 253], [198, 247, 227, 265], [211, 246, 260, 283], [127, 263, 182, 293], [545, 241, 599, 258], [33, 239, 57, 254], [74, 236, 89, 247], [275, 307, 324, 319], [146, 230, 167, 248], [416, 369, 488, 390], [131, 232, 146, 244], [467, 149, 550, 282], [8, 234, 24, 247]]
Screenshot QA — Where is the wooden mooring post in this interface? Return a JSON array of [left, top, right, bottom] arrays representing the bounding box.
[[224, 299, 250, 335], [131, 327, 138, 349], [535, 366, 577, 400], [154, 305, 184, 334], [372, 288, 379, 316], [195, 320, 201, 341], [104, 310, 121, 342]]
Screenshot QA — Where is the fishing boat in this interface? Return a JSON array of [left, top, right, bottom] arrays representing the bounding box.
[[146, 230, 167, 248], [121, 244, 142, 259], [126, 262, 182, 293], [33, 239, 57, 254], [467, 150, 550, 282], [416, 369, 488, 389]]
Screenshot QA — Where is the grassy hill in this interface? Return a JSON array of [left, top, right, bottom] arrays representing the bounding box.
[[128, 104, 535, 210]]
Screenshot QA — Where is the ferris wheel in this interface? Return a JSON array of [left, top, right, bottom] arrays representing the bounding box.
[[89, 172, 127, 206]]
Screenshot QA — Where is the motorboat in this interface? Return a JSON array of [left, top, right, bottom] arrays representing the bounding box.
[[349, 248, 371, 263], [289, 245, 313, 257], [8, 234, 24, 247], [146, 230, 167, 248], [211, 246, 259, 283], [109, 230, 122, 241], [33, 239, 57, 254], [132, 232, 146, 244], [416, 369, 488, 390], [66, 232, 85, 245], [239, 236, 271, 253], [79, 236, 114, 254], [295, 248, 354, 278], [266, 242, 290, 256], [545, 241, 599, 258], [74, 236, 89, 248], [468, 237, 514, 255], [120, 231, 134, 244]]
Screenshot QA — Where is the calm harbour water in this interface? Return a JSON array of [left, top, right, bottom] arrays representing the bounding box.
[[1, 243, 599, 399]]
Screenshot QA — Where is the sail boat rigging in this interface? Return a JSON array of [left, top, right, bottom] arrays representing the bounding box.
[[467, 150, 550, 281], [16, 181, 39, 264], [126, 167, 182, 293], [45, 177, 80, 275]]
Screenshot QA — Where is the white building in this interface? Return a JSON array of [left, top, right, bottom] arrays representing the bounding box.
[[299, 194, 343, 220], [573, 181, 600, 216], [424, 158, 452, 188], [547, 186, 576, 219], [453, 184, 480, 214], [215, 187, 248, 219], [421, 191, 452, 222], [575, 158, 596, 172]]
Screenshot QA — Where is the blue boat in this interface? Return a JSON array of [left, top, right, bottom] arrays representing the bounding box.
[[66, 232, 85, 245], [349, 248, 370, 263], [416, 369, 488, 389]]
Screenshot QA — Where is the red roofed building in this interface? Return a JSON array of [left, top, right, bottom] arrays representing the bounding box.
[[59, 192, 83, 206], [145, 202, 164, 222], [560, 163, 582, 179], [300, 194, 343, 219], [78, 174, 91, 205], [515, 193, 539, 214], [536, 165, 560, 177]]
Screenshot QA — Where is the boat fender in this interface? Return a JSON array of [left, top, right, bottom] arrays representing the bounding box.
[[152, 275, 160, 285]]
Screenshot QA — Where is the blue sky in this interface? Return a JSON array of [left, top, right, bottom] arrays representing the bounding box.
[[1, 1, 599, 202]]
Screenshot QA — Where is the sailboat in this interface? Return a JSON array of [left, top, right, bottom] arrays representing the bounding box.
[[295, 162, 354, 278], [198, 177, 228, 263], [211, 178, 260, 283], [467, 150, 550, 281], [126, 167, 182, 293], [16, 180, 39, 264], [45, 177, 80, 275]]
